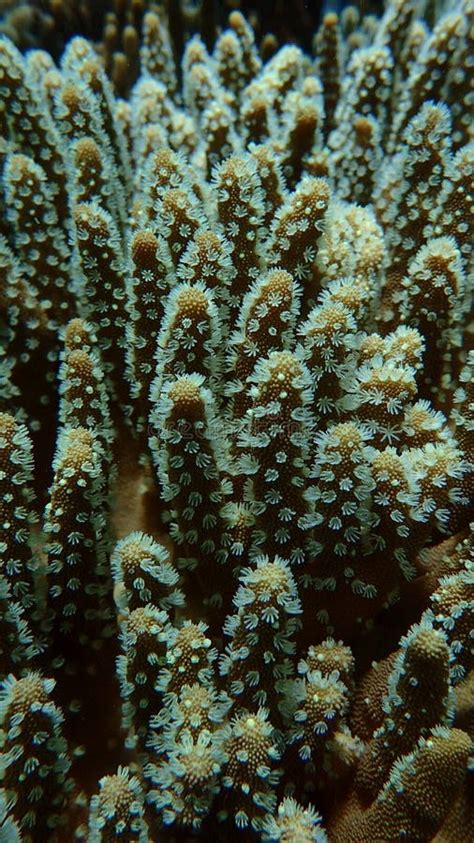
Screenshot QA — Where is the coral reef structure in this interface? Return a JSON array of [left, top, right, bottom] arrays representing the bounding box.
[[0, 0, 473, 840], [0, 0, 219, 95]]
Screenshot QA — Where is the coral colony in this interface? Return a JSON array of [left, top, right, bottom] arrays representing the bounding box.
[[0, 0, 473, 840]]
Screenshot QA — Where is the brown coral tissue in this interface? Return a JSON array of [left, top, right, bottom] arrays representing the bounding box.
[[0, 0, 473, 841]]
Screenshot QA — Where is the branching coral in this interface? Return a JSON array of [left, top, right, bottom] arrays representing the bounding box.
[[0, 1, 473, 840], [0, 1, 217, 95]]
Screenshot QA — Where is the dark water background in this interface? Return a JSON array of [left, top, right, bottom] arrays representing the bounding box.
[[0, 0, 386, 57]]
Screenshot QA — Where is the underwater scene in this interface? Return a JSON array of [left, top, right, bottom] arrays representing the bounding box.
[[0, 0, 472, 840]]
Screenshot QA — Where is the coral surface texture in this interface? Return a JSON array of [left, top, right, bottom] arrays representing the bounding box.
[[0, 1, 473, 841]]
